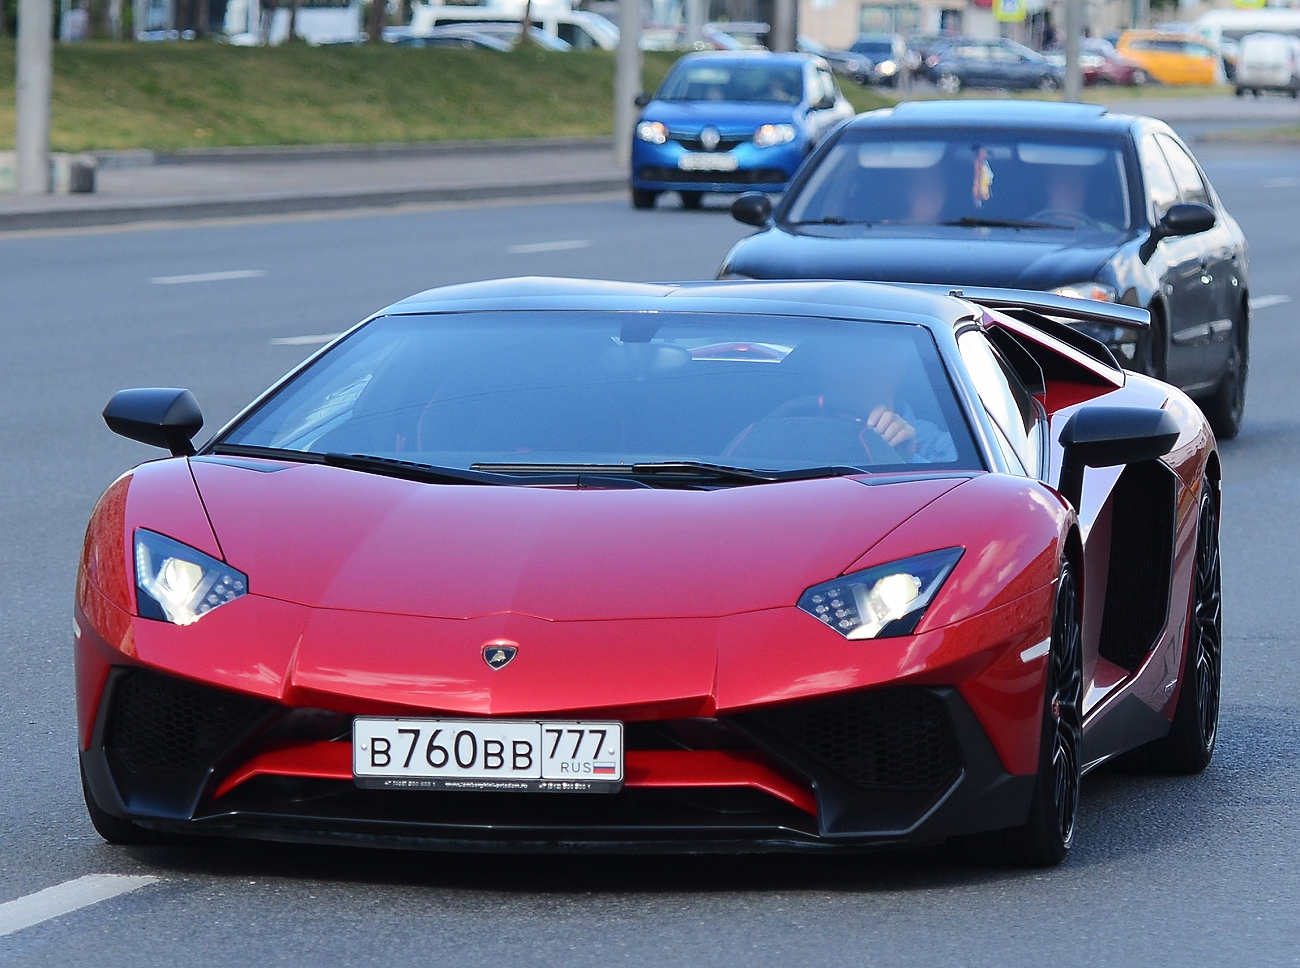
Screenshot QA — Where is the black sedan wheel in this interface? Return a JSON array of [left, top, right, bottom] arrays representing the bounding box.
[[1038, 74, 1060, 92], [1201, 311, 1248, 440]]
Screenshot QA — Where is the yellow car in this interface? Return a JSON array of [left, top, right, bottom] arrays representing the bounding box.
[[1116, 31, 1221, 85]]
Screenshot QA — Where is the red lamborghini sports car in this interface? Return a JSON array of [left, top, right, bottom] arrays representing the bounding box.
[[76, 278, 1222, 865]]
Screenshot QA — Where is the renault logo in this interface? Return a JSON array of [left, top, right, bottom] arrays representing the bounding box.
[[482, 641, 518, 670], [700, 126, 721, 151]]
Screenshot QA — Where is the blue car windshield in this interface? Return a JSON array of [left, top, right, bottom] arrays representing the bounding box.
[[787, 130, 1134, 232], [221, 311, 982, 473], [657, 64, 804, 103]]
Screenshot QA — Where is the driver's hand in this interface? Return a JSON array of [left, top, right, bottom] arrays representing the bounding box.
[[868, 405, 918, 460]]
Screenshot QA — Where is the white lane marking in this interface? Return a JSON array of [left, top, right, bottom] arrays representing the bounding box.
[[1265, 177, 1300, 188], [150, 269, 266, 285], [0, 875, 160, 937], [506, 239, 591, 254], [1250, 294, 1292, 311], [1019, 638, 1051, 664], [269, 332, 342, 346]]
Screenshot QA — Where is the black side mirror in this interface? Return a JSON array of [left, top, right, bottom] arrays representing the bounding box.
[[633, 93, 651, 108], [1056, 406, 1180, 509], [103, 388, 204, 457], [1142, 202, 1216, 262], [731, 192, 773, 227]]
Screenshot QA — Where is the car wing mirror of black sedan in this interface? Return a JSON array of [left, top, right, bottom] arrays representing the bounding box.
[[1056, 406, 1180, 510], [1141, 202, 1217, 262], [732, 192, 773, 227], [633, 93, 651, 108], [103, 388, 204, 457]]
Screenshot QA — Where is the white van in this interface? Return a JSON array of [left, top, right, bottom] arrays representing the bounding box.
[[1235, 31, 1300, 97], [407, 4, 619, 50]]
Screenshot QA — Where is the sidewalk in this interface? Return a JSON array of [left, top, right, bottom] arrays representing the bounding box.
[[0, 137, 625, 232]]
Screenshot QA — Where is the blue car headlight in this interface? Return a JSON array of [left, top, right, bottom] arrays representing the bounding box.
[[134, 529, 247, 626], [753, 123, 797, 148], [797, 548, 964, 640], [636, 121, 668, 145]]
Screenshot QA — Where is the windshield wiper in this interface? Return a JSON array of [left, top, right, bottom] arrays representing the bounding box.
[[208, 446, 650, 488], [471, 460, 869, 487], [940, 216, 1063, 230]]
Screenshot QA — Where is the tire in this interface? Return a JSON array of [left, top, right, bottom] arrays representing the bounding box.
[[1131, 481, 1222, 774], [1235, 86, 1245, 97], [1138, 304, 1169, 381], [977, 561, 1083, 867], [679, 191, 703, 210], [936, 72, 962, 95], [1200, 307, 1248, 440], [631, 188, 658, 210], [1133, 69, 1148, 85], [1038, 74, 1060, 92]]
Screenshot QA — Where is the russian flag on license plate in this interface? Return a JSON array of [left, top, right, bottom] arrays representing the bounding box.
[[593, 763, 617, 775]]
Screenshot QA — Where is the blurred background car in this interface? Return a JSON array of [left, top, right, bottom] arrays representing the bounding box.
[[1234, 32, 1300, 97], [926, 38, 1063, 94], [849, 33, 915, 86], [718, 101, 1251, 439], [1047, 39, 1149, 86], [406, 4, 618, 50], [388, 26, 514, 51], [630, 51, 854, 210], [798, 36, 874, 85], [1115, 31, 1221, 85]]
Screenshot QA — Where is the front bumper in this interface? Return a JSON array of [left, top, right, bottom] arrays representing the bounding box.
[[81, 665, 1034, 853], [631, 139, 805, 195]]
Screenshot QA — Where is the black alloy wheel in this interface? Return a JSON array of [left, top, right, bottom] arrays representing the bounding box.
[[1202, 310, 1249, 440], [983, 561, 1082, 866], [631, 188, 658, 210], [680, 191, 704, 210]]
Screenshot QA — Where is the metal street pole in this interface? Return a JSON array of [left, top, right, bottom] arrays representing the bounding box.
[[15, 0, 53, 195], [684, 0, 703, 49], [1063, 0, 1082, 103], [770, 0, 795, 52], [613, 0, 642, 168]]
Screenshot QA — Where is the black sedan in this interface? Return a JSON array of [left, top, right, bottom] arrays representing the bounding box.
[[718, 100, 1251, 438], [925, 38, 1063, 94]]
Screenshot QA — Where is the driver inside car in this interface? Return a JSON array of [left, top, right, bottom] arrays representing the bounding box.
[[725, 336, 957, 465]]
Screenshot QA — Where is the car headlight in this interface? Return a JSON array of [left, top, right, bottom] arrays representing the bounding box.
[[635, 121, 668, 145], [876, 59, 898, 75], [134, 529, 247, 626], [797, 548, 963, 640], [1051, 281, 1117, 303], [753, 123, 796, 148]]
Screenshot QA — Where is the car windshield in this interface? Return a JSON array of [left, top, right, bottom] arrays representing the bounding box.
[[657, 64, 804, 103], [854, 41, 894, 56], [220, 311, 981, 474], [786, 130, 1133, 232]]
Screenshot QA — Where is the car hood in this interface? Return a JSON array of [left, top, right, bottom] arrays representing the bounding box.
[[642, 100, 800, 132], [189, 457, 963, 622], [725, 225, 1122, 290]]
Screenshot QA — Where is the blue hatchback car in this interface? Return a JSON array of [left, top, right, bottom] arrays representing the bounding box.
[[631, 52, 855, 209]]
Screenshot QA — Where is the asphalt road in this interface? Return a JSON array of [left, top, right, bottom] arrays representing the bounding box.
[[2, 143, 1299, 967]]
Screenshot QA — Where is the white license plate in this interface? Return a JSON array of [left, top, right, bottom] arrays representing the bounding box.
[[353, 718, 624, 793], [678, 153, 739, 172]]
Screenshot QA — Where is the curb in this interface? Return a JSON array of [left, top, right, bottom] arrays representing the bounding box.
[[94, 136, 614, 170], [0, 176, 629, 232]]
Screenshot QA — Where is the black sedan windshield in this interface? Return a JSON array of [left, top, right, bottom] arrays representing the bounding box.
[[657, 64, 804, 103], [787, 130, 1133, 231], [221, 312, 980, 473]]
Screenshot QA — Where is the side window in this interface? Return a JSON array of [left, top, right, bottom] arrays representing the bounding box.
[[1139, 134, 1180, 221], [1156, 135, 1211, 207], [958, 331, 1043, 478], [817, 69, 839, 104]]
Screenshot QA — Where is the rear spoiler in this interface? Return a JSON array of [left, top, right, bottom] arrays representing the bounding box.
[[902, 284, 1151, 330]]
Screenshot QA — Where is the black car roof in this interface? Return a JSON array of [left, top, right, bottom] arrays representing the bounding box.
[[848, 99, 1142, 134], [383, 277, 978, 331]]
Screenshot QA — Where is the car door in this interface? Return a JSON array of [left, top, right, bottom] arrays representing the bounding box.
[[1156, 133, 1240, 386], [1137, 132, 1207, 387], [807, 67, 847, 143], [985, 43, 1023, 88], [950, 43, 991, 87]]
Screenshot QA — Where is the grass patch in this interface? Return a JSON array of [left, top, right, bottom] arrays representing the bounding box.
[[900, 83, 1232, 104], [0, 39, 894, 152], [1199, 124, 1300, 143]]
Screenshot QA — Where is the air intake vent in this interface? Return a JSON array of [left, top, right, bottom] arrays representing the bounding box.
[[107, 670, 269, 773], [747, 688, 961, 791]]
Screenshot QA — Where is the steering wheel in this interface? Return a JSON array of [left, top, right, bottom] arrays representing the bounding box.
[[725, 415, 906, 467], [1030, 208, 1102, 228]]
